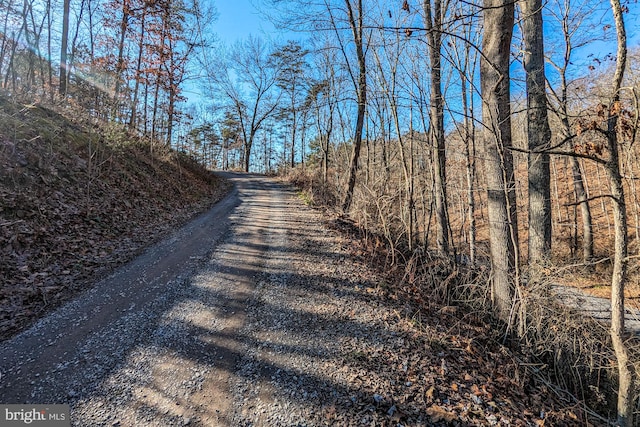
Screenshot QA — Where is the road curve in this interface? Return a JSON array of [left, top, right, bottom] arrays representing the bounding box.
[[0, 172, 293, 425]]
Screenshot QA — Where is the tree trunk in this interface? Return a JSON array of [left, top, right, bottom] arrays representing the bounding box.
[[424, 0, 449, 255], [5, 25, 23, 91], [59, 0, 70, 96], [22, 0, 35, 92], [67, 0, 86, 92], [244, 133, 254, 172], [143, 77, 149, 134], [522, 0, 552, 267], [323, 111, 333, 183], [341, 0, 366, 213], [290, 89, 297, 168], [130, 6, 146, 131], [553, 4, 595, 261], [460, 63, 477, 265], [0, 0, 16, 77], [480, 0, 518, 321], [609, 158, 633, 426], [87, 0, 95, 60], [570, 156, 594, 261], [607, 0, 633, 423], [151, 71, 161, 142], [46, 0, 52, 100], [113, 1, 130, 120], [167, 83, 175, 147], [166, 19, 175, 147]]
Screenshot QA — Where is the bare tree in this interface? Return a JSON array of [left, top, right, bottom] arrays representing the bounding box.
[[111, 0, 136, 118], [371, 18, 416, 249], [446, 7, 480, 265], [265, 0, 370, 210], [0, 0, 17, 81], [606, 0, 633, 422], [271, 40, 310, 169], [521, 0, 552, 267], [307, 40, 340, 183], [338, 0, 368, 213], [543, 1, 635, 418], [129, 4, 147, 130], [423, 0, 451, 255], [217, 37, 281, 172], [59, 0, 71, 96], [480, 0, 518, 320], [545, 0, 598, 262]]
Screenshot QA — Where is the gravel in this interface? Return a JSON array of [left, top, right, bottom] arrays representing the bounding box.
[[0, 173, 583, 426]]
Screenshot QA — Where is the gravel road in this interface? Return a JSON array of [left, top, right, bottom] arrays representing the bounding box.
[[0, 172, 398, 426], [0, 173, 584, 426], [0, 172, 295, 425]]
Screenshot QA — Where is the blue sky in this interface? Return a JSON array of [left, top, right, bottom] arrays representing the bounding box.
[[183, 1, 277, 103], [215, 0, 277, 45], [213, 0, 639, 50]]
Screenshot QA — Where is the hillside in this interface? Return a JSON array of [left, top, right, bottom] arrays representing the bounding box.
[[0, 96, 229, 341]]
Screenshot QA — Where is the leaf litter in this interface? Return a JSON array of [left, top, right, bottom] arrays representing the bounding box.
[[0, 98, 229, 341]]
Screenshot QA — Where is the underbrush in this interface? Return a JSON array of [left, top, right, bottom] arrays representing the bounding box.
[[286, 167, 339, 208], [286, 166, 640, 424]]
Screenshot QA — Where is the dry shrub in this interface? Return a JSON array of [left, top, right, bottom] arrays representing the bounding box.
[[352, 236, 638, 421], [350, 181, 407, 255], [406, 250, 640, 421], [285, 166, 338, 208], [513, 278, 617, 415]]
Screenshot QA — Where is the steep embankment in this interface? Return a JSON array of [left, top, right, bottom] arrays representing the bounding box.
[[0, 97, 229, 340]]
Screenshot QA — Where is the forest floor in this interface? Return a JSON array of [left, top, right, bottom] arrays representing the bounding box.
[[0, 95, 230, 340]]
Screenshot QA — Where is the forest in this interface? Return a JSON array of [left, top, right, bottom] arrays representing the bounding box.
[[0, 0, 639, 423]]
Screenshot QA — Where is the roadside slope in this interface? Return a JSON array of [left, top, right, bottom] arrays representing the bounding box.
[[0, 96, 229, 340]]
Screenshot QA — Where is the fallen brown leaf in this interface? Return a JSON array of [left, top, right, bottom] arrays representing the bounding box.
[[426, 405, 457, 423]]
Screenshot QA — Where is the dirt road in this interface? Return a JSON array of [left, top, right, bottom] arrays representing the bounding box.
[[0, 173, 587, 426], [0, 173, 295, 425]]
